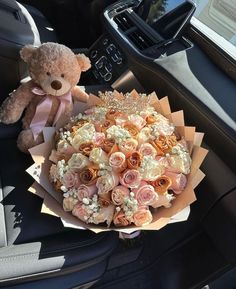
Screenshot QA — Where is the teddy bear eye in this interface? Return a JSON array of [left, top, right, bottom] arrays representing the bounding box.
[[61, 74, 65, 78], [46, 72, 51, 76]]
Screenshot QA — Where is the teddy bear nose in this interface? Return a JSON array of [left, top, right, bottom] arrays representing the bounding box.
[[51, 80, 62, 90]]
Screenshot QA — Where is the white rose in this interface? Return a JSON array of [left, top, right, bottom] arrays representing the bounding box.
[[68, 153, 90, 171], [89, 148, 109, 166], [72, 123, 96, 149], [137, 127, 152, 145], [139, 156, 165, 181], [63, 197, 78, 211]]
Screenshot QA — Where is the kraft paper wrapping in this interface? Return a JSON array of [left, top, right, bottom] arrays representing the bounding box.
[[27, 91, 208, 234]]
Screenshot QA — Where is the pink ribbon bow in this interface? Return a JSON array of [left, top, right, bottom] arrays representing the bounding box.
[[30, 87, 72, 140]]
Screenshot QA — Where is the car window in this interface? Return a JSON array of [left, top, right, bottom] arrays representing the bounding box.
[[194, 0, 236, 46]]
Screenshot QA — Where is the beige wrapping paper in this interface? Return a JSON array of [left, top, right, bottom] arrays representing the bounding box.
[[27, 91, 208, 233]]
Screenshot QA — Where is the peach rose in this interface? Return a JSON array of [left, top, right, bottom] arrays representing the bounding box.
[[96, 172, 119, 194], [93, 132, 106, 146], [128, 114, 146, 130], [127, 152, 142, 169], [62, 171, 80, 188], [111, 185, 130, 205], [150, 175, 172, 194], [113, 210, 132, 227], [120, 169, 141, 188], [72, 202, 90, 222], [79, 167, 98, 185], [164, 171, 187, 193], [119, 138, 138, 157], [132, 181, 158, 206], [77, 184, 97, 202], [133, 206, 153, 227], [139, 143, 157, 158], [63, 197, 78, 211], [109, 152, 127, 173]]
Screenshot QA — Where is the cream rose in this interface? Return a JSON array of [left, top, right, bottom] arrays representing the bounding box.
[[63, 197, 78, 211], [93, 205, 115, 227], [119, 138, 138, 157], [111, 185, 130, 205], [71, 123, 96, 149], [120, 169, 141, 188], [166, 143, 192, 174], [128, 114, 146, 130], [96, 172, 119, 194], [137, 127, 152, 145], [139, 156, 165, 181], [68, 153, 90, 171], [151, 193, 175, 208], [132, 181, 158, 206], [89, 148, 109, 166], [133, 206, 153, 227], [77, 184, 97, 202], [109, 152, 127, 173]]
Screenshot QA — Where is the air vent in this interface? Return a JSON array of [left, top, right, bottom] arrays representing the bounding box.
[[129, 29, 155, 50], [114, 14, 134, 31]]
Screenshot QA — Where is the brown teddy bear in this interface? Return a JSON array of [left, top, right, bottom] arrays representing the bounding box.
[[0, 42, 91, 153]]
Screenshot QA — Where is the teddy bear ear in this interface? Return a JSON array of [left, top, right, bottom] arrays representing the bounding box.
[[20, 45, 37, 63], [76, 54, 91, 72]]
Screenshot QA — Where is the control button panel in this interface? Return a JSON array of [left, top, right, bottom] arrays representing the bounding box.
[[89, 36, 125, 83], [106, 44, 123, 65]]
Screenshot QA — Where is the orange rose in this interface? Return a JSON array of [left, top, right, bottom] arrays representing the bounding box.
[[127, 152, 142, 169], [152, 135, 177, 155], [150, 175, 172, 194], [101, 138, 116, 154], [72, 119, 88, 131], [101, 119, 115, 132], [79, 142, 95, 156], [123, 122, 139, 137], [98, 191, 112, 207], [106, 109, 122, 121], [146, 115, 156, 124], [79, 167, 98, 185]]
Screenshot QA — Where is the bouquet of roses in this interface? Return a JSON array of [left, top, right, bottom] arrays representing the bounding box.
[[27, 90, 207, 233]]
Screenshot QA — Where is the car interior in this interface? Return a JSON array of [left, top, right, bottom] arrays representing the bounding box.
[[0, 0, 236, 288]]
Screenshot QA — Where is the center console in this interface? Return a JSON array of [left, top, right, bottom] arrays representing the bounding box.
[[87, 0, 196, 86]]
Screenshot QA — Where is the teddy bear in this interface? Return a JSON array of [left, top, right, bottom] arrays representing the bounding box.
[[0, 42, 91, 153]]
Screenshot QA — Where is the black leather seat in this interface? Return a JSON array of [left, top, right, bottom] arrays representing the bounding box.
[[0, 2, 118, 287]]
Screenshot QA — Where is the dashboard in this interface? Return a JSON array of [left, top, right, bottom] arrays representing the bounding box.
[[86, 0, 236, 173]]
